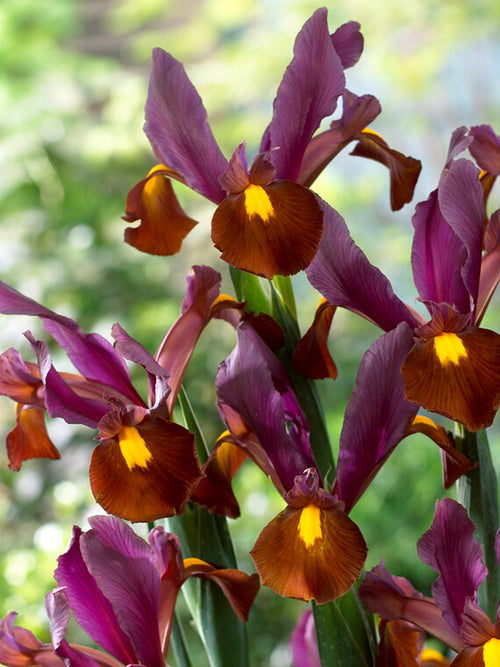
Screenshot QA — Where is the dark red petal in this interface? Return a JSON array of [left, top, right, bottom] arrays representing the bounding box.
[[376, 618, 424, 667], [189, 432, 247, 518], [292, 299, 337, 379], [123, 167, 197, 255], [6, 405, 60, 471], [351, 129, 422, 210], [250, 501, 367, 603], [90, 415, 201, 522], [212, 181, 323, 278], [402, 327, 500, 431]]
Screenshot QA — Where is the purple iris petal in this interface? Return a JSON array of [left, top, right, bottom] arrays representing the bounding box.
[[289, 610, 320, 667], [54, 525, 137, 666], [416, 497, 488, 634], [336, 323, 418, 513], [306, 199, 419, 332], [469, 124, 500, 174], [411, 189, 470, 312], [216, 322, 316, 494], [0, 280, 141, 405], [330, 21, 363, 69], [261, 8, 346, 181], [438, 158, 485, 322], [80, 516, 164, 667], [144, 49, 228, 203]]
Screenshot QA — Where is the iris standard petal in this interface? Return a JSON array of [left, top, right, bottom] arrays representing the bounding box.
[[417, 498, 487, 634], [292, 299, 338, 380], [54, 526, 137, 666], [262, 8, 345, 181], [123, 165, 198, 255], [350, 128, 422, 210], [144, 48, 228, 203], [212, 179, 324, 278], [91, 412, 200, 522], [469, 125, 500, 175], [250, 470, 367, 603], [306, 199, 420, 331], [335, 323, 418, 513], [81, 516, 164, 667], [401, 320, 500, 431], [330, 21, 364, 68]]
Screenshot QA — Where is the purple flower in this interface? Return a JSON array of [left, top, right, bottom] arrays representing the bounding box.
[[123, 9, 420, 278], [360, 498, 500, 664]]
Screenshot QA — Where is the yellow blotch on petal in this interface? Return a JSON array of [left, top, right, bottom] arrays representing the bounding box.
[[433, 332, 467, 365], [118, 425, 153, 470], [483, 637, 500, 666], [298, 504, 323, 548], [244, 184, 274, 222]]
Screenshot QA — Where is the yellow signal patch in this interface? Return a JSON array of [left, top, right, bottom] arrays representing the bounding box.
[[433, 332, 467, 365], [118, 425, 153, 470], [244, 184, 274, 222], [298, 504, 323, 548], [483, 637, 500, 665]]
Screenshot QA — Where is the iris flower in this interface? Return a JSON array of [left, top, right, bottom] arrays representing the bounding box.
[[306, 127, 500, 432], [123, 8, 420, 278], [0, 266, 240, 522], [360, 497, 500, 666], [0, 515, 259, 667], [214, 317, 438, 603]]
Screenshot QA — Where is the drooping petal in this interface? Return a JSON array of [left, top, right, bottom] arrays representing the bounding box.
[[477, 212, 500, 324], [189, 431, 247, 518], [211, 179, 324, 278], [350, 128, 422, 210], [250, 469, 367, 603], [0, 611, 60, 667], [375, 618, 424, 667], [469, 125, 500, 175], [262, 8, 346, 181], [306, 200, 421, 332], [0, 349, 42, 405], [292, 299, 338, 380], [438, 158, 485, 320], [216, 323, 315, 495], [182, 558, 260, 622], [407, 415, 476, 488], [289, 610, 320, 667], [81, 516, 164, 667], [401, 312, 500, 431], [91, 411, 201, 522], [54, 526, 137, 666], [359, 561, 465, 652], [459, 598, 496, 649], [335, 323, 418, 513], [144, 48, 228, 203], [153, 266, 224, 413], [123, 165, 198, 255], [6, 405, 60, 471], [330, 21, 363, 68], [417, 498, 487, 635], [298, 91, 381, 187]]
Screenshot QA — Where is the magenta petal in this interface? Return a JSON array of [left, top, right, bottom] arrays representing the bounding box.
[[263, 8, 345, 181], [216, 322, 315, 494], [438, 158, 485, 321], [306, 200, 419, 332], [81, 516, 163, 667], [469, 124, 500, 174], [330, 21, 363, 68], [417, 498, 487, 634], [289, 610, 320, 667], [336, 323, 418, 512], [54, 526, 137, 665], [144, 49, 227, 203]]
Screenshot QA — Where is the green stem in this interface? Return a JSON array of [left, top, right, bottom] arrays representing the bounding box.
[[456, 428, 499, 620]]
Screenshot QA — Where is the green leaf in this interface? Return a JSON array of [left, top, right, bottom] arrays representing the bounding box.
[[177, 384, 210, 465], [169, 613, 194, 667], [229, 266, 271, 315], [312, 586, 377, 667]]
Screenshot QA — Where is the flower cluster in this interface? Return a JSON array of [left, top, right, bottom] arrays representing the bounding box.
[[1, 7, 499, 667]]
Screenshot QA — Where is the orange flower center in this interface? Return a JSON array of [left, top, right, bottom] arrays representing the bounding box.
[[298, 504, 323, 548], [243, 184, 274, 222]]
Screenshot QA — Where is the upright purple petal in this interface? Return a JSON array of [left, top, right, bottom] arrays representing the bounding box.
[[290, 610, 320, 667], [336, 323, 418, 512], [469, 125, 500, 174], [306, 200, 420, 332], [216, 323, 315, 494], [144, 49, 228, 203], [330, 21, 363, 69], [54, 526, 137, 666], [81, 516, 164, 667], [416, 498, 487, 634], [262, 8, 346, 181]]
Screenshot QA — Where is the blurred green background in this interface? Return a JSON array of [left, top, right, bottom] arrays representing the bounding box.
[[1, 0, 499, 665]]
